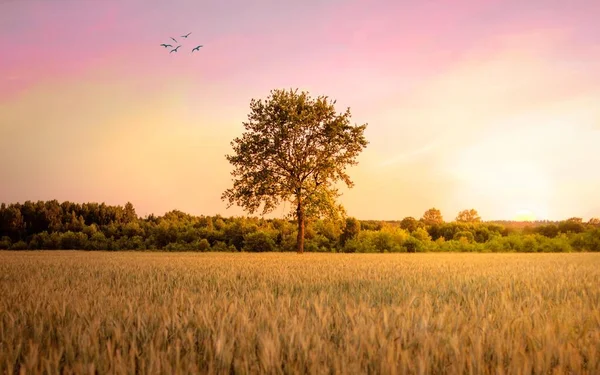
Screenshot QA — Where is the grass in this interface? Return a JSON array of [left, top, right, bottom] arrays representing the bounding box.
[[0, 251, 599, 374]]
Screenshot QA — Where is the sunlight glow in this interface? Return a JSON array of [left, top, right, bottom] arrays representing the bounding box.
[[514, 209, 536, 222]]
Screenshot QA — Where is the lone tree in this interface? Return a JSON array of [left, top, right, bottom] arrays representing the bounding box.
[[222, 88, 368, 253]]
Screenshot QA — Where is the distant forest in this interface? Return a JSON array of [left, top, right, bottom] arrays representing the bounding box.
[[1, 201, 599, 252]]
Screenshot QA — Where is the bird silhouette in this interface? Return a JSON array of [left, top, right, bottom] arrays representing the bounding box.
[[170, 45, 181, 53], [191, 45, 203, 52], [181, 32, 192, 38], [160, 43, 172, 48], [170, 37, 178, 43]]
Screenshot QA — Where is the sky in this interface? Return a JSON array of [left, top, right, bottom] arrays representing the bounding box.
[[1, 0, 599, 222]]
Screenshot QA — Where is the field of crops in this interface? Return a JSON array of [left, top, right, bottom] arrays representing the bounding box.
[[1, 251, 599, 374]]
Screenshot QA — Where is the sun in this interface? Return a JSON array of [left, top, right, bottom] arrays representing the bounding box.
[[514, 209, 536, 222]]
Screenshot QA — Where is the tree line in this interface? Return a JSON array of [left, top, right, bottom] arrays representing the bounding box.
[[1, 201, 599, 252]]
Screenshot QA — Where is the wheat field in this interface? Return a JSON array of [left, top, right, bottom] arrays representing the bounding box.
[[0, 251, 598, 374]]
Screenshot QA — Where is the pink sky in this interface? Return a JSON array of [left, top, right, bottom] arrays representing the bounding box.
[[1, 0, 599, 221]]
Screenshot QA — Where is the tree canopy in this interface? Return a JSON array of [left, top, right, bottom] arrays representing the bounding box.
[[222, 88, 368, 253], [1, 200, 599, 253], [421, 208, 444, 225], [456, 209, 482, 223]]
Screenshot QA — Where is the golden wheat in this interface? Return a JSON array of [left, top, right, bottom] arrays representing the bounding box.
[[0, 251, 598, 374]]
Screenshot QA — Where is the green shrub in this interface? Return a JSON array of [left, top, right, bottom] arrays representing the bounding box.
[[87, 232, 109, 250], [483, 236, 505, 252], [10, 241, 28, 250], [243, 232, 276, 252], [60, 231, 88, 250], [342, 238, 361, 253], [453, 231, 474, 243], [211, 241, 229, 251], [412, 228, 432, 242], [539, 234, 572, 253], [194, 239, 210, 252], [520, 235, 539, 253], [0, 236, 11, 250], [583, 229, 600, 251], [403, 237, 424, 253]]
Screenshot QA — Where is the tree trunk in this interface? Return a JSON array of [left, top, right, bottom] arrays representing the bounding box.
[[296, 195, 305, 254]]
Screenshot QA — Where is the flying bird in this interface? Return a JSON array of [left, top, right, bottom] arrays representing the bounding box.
[[160, 43, 172, 48], [191, 45, 203, 52], [170, 45, 181, 53], [181, 32, 192, 38], [170, 37, 178, 43]]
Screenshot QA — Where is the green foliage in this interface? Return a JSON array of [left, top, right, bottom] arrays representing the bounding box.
[[539, 235, 572, 253], [403, 237, 424, 253], [412, 228, 431, 242], [421, 208, 443, 226], [453, 231, 475, 243], [1, 201, 599, 253], [10, 240, 28, 250], [243, 232, 276, 252], [60, 231, 88, 250], [0, 236, 11, 250], [534, 224, 559, 238], [340, 217, 361, 246], [195, 239, 211, 252], [164, 242, 189, 251], [87, 232, 109, 250], [558, 219, 585, 234], [222, 88, 368, 252], [400, 217, 421, 232], [341, 238, 360, 253], [348, 227, 409, 253], [313, 219, 342, 249], [455, 209, 481, 223]]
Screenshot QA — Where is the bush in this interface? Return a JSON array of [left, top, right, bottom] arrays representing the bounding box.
[[352, 229, 406, 253], [0, 236, 13, 250], [473, 227, 492, 243], [412, 228, 432, 242], [194, 239, 211, 252], [164, 242, 189, 251], [371, 231, 396, 253], [28, 232, 47, 249], [483, 236, 506, 252], [435, 239, 482, 252], [10, 241, 28, 250], [503, 235, 523, 252], [306, 234, 336, 252], [60, 231, 88, 250], [584, 229, 600, 251], [403, 237, 424, 253], [570, 234, 587, 251], [211, 241, 236, 252], [342, 238, 361, 253], [87, 232, 109, 250], [340, 217, 361, 245], [520, 235, 539, 253], [453, 231, 474, 243], [243, 232, 276, 252], [129, 236, 147, 250], [539, 234, 572, 253]]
